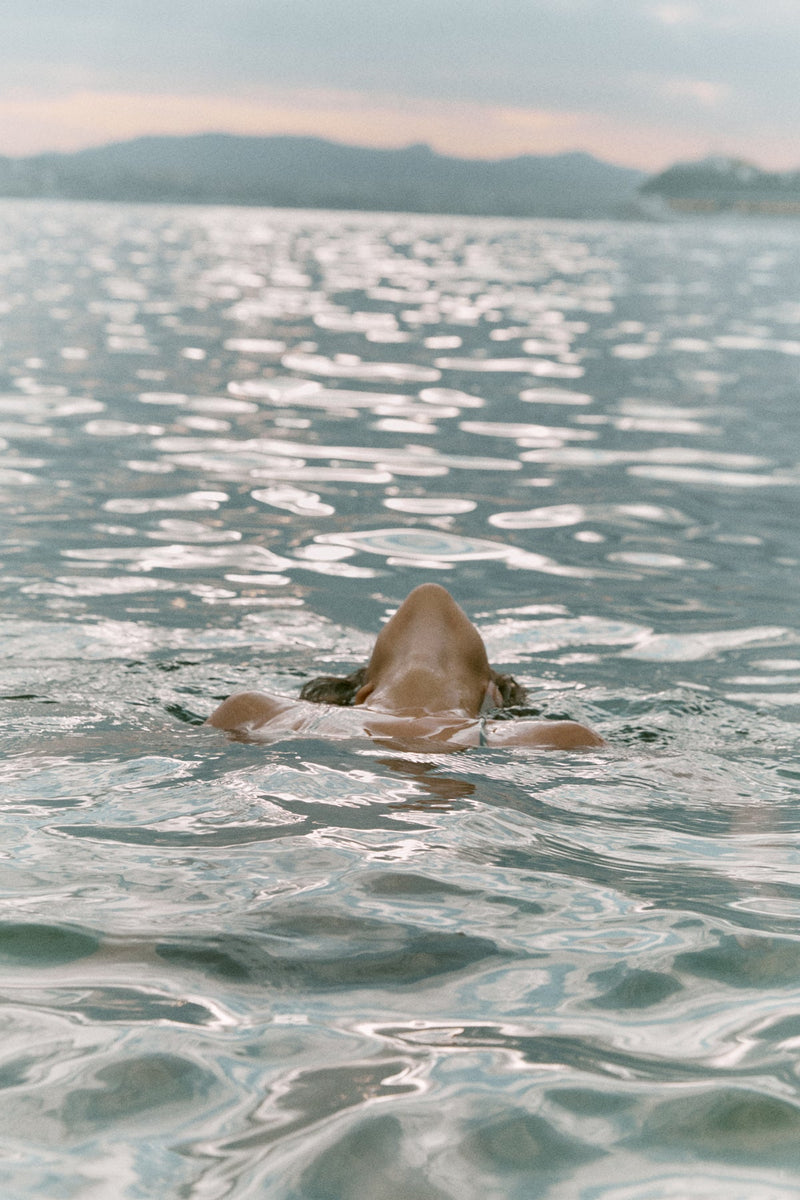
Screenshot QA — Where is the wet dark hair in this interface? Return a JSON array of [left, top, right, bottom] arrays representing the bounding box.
[[490, 671, 528, 707], [299, 667, 367, 706], [299, 666, 526, 708]]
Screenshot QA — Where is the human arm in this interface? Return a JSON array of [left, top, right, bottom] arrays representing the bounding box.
[[487, 719, 605, 750], [205, 690, 295, 733]]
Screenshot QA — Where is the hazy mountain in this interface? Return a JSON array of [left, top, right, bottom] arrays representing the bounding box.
[[0, 134, 645, 217], [639, 156, 800, 215]]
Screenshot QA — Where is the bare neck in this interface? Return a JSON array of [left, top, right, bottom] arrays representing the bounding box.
[[358, 661, 486, 717]]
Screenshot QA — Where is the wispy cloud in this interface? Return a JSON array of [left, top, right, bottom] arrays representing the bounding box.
[[661, 78, 730, 107], [0, 85, 771, 172], [0, 87, 679, 167], [651, 3, 700, 25], [0, 88, 603, 160]]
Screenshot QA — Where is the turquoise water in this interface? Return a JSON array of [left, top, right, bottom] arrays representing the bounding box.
[[3, 201, 800, 1197]]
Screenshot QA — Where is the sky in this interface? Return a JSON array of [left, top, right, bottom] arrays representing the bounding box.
[[1, 0, 799, 172]]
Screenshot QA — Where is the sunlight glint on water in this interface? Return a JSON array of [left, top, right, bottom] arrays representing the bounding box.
[[1, 201, 800, 1197]]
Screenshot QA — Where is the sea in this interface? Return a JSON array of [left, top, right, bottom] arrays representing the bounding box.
[[2, 199, 800, 1198]]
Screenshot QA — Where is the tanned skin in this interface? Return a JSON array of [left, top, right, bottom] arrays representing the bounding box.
[[207, 583, 604, 751]]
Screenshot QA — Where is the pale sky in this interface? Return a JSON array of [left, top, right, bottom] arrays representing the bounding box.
[[2, 0, 799, 171]]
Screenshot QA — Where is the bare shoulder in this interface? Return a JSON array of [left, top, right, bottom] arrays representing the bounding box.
[[487, 719, 605, 750], [205, 690, 295, 732]]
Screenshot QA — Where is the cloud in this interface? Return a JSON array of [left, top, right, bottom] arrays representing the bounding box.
[[0, 84, 777, 172], [651, 3, 700, 25], [0, 87, 585, 159], [661, 77, 730, 106], [650, 0, 797, 29]]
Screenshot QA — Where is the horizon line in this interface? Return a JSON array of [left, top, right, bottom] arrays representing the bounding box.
[[0, 129, 778, 176]]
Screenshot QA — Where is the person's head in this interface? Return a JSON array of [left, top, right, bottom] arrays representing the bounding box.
[[300, 584, 526, 715]]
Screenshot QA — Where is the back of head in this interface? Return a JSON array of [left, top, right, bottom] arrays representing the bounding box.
[[300, 584, 527, 713], [361, 584, 495, 715], [368, 583, 490, 673]]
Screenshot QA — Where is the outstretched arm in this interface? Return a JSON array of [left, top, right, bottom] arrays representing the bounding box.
[[487, 719, 605, 750], [206, 690, 294, 733]]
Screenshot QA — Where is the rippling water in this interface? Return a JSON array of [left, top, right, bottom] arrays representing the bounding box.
[[3, 200, 800, 1197]]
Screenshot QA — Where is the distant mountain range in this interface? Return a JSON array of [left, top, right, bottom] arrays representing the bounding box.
[[0, 134, 645, 218]]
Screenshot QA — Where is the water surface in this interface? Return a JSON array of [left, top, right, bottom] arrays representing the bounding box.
[[2, 201, 800, 1197]]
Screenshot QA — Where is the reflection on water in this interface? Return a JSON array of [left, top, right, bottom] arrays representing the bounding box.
[[2, 201, 800, 1196]]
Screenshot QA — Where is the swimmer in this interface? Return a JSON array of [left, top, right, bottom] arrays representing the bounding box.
[[207, 583, 604, 750]]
